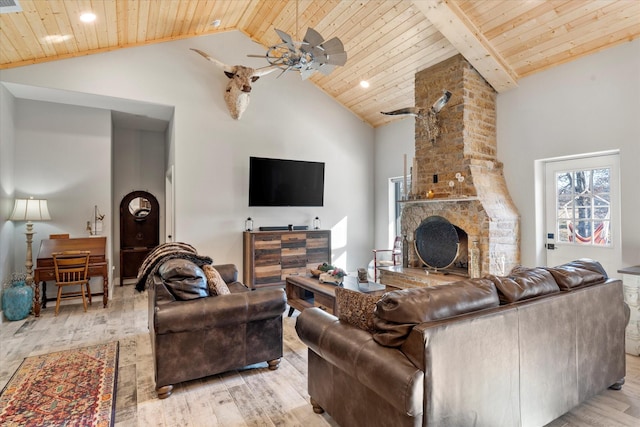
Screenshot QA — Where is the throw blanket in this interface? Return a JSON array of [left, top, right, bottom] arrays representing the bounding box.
[[135, 242, 213, 292]]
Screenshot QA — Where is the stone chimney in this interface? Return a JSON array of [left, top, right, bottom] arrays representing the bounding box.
[[401, 55, 520, 277]]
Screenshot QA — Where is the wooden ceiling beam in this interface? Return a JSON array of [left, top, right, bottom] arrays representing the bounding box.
[[412, 0, 518, 93]]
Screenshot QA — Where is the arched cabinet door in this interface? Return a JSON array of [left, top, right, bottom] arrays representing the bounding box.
[[120, 191, 160, 282]]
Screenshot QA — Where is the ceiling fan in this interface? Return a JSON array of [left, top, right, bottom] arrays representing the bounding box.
[[248, 2, 347, 79]]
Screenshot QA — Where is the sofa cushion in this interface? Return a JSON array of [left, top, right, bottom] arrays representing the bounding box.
[[335, 287, 381, 333], [158, 258, 209, 300], [488, 266, 560, 304], [544, 258, 608, 290], [202, 264, 231, 296], [373, 278, 499, 347]]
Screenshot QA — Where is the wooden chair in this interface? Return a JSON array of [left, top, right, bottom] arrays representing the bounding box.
[[52, 251, 91, 316], [372, 236, 403, 282]]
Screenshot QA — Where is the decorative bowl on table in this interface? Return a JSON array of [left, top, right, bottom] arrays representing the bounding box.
[[319, 272, 343, 285]]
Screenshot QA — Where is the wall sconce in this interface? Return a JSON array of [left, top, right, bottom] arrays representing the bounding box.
[[88, 205, 105, 236], [9, 197, 51, 283]]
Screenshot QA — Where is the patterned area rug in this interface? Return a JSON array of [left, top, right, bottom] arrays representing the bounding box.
[[0, 341, 119, 427]]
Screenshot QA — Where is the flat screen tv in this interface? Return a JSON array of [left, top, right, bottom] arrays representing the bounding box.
[[249, 157, 325, 206]]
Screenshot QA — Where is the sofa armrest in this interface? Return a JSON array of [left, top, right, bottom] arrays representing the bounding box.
[[155, 288, 286, 334], [296, 308, 423, 417], [212, 264, 239, 284]]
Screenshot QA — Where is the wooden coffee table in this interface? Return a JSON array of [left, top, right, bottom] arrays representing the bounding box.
[[286, 274, 386, 317]]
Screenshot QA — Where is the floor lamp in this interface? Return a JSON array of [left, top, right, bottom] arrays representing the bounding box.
[[9, 197, 51, 287]]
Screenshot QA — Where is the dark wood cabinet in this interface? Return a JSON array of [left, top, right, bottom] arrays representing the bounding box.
[[243, 230, 331, 289], [120, 191, 159, 282]]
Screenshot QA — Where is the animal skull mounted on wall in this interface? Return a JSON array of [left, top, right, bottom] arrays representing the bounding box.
[[191, 48, 278, 120], [381, 90, 452, 144]]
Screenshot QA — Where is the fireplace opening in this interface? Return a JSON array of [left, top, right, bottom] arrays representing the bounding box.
[[414, 215, 469, 276]]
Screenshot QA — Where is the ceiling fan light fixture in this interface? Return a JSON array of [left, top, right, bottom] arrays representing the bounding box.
[[250, 27, 347, 80]]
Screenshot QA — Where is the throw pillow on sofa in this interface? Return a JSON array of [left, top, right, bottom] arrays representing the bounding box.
[[487, 266, 560, 304], [544, 258, 608, 290], [202, 264, 231, 296], [158, 259, 209, 300], [335, 287, 381, 333]]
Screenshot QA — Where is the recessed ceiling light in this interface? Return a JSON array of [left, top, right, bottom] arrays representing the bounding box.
[[80, 12, 96, 23], [211, 19, 221, 28], [360, 80, 370, 88], [42, 34, 72, 44]]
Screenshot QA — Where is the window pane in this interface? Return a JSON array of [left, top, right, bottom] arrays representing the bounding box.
[[574, 220, 592, 244], [594, 207, 609, 219], [557, 172, 573, 195], [557, 220, 571, 242], [574, 170, 590, 193], [592, 168, 610, 192], [593, 221, 610, 245]]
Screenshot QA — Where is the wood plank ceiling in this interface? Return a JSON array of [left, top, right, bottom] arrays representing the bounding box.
[[1, 0, 639, 128]]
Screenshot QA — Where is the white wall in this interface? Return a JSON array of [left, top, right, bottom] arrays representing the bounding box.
[[373, 118, 415, 250], [0, 31, 375, 274], [0, 85, 16, 295], [498, 39, 640, 271], [12, 99, 113, 297]]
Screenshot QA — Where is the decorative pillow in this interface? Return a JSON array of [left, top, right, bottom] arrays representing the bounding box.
[[158, 259, 208, 300], [544, 258, 608, 290], [335, 287, 381, 333], [202, 265, 231, 296], [488, 266, 560, 304], [373, 278, 499, 347]]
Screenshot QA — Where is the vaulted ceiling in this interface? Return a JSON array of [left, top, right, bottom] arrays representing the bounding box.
[[1, 0, 639, 127]]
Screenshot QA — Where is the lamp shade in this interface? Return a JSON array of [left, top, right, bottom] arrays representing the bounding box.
[[9, 198, 51, 221]]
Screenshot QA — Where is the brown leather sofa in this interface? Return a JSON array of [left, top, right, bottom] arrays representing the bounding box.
[[296, 259, 629, 427], [148, 261, 286, 399]]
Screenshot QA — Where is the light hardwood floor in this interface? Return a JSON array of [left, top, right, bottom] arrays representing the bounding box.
[[1, 285, 638, 427]]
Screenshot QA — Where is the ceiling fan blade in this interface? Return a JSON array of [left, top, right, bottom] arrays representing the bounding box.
[[325, 51, 347, 66], [274, 29, 295, 51], [247, 54, 267, 58], [320, 37, 345, 55], [310, 47, 327, 61], [318, 64, 336, 76], [303, 27, 324, 48]]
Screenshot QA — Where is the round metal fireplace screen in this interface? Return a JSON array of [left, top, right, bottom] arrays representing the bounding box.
[[414, 216, 459, 269]]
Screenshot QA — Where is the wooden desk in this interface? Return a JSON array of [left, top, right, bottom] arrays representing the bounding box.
[[33, 237, 109, 317]]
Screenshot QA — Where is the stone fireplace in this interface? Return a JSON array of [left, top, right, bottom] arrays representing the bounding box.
[[401, 55, 520, 278]]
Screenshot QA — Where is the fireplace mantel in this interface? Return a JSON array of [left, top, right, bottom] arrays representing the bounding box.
[[400, 196, 479, 204]]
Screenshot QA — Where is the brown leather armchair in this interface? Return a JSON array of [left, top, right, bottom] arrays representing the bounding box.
[[148, 262, 286, 398]]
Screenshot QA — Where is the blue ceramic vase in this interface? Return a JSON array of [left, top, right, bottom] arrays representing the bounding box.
[[2, 280, 33, 321]]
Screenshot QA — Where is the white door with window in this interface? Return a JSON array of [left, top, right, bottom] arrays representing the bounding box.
[[545, 153, 620, 277]]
